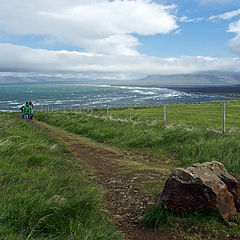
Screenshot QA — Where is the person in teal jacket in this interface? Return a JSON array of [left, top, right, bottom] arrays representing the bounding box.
[[29, 101, 34, 119], [24, 102, 32, 120]]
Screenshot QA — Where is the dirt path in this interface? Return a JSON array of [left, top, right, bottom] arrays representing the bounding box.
[[32, 120, 175, 240]]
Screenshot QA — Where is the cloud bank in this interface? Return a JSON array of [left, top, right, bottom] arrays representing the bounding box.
[[1, 43, 239, 77], [0, 0, 178, 55], [0, 0, 240, 79]]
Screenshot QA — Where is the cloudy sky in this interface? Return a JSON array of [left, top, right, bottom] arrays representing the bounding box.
[[0, 0, 240, 79]]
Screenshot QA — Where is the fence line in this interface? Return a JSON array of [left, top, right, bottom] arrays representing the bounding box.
[[33, 101, 240, 133]]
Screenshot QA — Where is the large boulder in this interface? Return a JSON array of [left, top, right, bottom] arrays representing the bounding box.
[[161, 161, 240, 220]]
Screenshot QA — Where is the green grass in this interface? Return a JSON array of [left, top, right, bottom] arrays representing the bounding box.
[[33, 102, 240, 239], [144, 204, 240, 240], [0, 113, 121, 240], [35, 101, 240, 176], [89, 101, 240, 129]]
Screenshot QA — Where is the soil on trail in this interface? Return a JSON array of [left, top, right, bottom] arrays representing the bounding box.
[[32, 120, 175, 240]]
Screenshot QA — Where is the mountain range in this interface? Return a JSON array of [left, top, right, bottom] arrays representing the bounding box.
[[1, 72, 240, 87]]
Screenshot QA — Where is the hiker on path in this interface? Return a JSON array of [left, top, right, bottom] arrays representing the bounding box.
[[29, 101, 34, 119], [20, 105, 25, 119], [24, 102, 32, 121]]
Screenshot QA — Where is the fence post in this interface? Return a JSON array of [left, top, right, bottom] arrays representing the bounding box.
[[47, 106, 49, 112], [222, 102, 225, 134], [40, 104, 42, 112], [70, 105, 72, 111], [163, 104, 166, 122], [129, 107, 132, 121], [52, 106, 53, 112], [107, 105, 109, 118], [91, 108, 93, 116]]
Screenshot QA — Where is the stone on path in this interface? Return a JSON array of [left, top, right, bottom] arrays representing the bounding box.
[[161, 161, 240, 220]]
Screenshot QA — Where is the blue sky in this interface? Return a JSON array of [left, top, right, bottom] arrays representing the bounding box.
[[0, 0, 239, 79], [138, 0, 240, 57]]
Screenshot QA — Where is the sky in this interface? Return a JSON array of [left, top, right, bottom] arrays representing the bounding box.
[[0, 0, 240, 80]]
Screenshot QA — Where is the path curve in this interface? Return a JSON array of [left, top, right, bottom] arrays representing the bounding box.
[[32, 120, 174, 240]]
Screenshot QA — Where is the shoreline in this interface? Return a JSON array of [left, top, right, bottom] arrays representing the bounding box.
[[167, 85, 240, 99]]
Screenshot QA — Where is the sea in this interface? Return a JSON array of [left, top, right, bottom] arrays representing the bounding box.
[[0, 84, 236, 112]]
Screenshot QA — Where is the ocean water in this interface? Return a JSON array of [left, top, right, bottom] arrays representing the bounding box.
[[0, 84, 235, 112]]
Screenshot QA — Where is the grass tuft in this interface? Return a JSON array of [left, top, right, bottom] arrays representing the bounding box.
[[0, 112, 121, 240]]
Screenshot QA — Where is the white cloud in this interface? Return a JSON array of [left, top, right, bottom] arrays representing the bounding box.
[[179, 16, 203, 23], [228, 20, 240, 55], [0, 0, 178, 55], [208, 9, 240, 56], [198, 0, 238, 5], [0, 43, 239, 76], [209, 8, 240, 20]]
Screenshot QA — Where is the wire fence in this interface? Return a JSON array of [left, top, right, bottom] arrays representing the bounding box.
[[35, 100, 240, 134]]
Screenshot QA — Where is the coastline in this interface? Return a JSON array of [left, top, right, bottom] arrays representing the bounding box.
[[167, 85, 240, 99]]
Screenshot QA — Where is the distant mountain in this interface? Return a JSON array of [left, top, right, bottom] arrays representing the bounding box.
[[1, 72, 240, 86], [136, 73, 240, 86], [0, 76, 96, 85]]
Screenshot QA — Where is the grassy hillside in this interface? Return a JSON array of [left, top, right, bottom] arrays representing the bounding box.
[[35, 101, 240, 176], [0, 113, 121, 240], [95, 101, 240, 129], [4, 100, 240, 240], [34, 101, 240, 239]]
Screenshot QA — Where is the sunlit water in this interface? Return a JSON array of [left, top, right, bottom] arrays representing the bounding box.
[[0, 84, 236, 111]]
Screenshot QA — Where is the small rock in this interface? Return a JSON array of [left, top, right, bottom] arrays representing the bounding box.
[[113, 214, 123, 221], [228, 222, 238, 227]]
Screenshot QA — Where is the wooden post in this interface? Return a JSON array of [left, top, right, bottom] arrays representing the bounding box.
[[129, 107, 132, 121], [222, 102, 225, 134], [47, 106, 49, 112], [52, 106, 53, 112], [91, 108, 93, 116], [107, 105, 109, 118], [70, 105, 72, 111], [80, 105, 82, 113], [163, 104, 166, 122]]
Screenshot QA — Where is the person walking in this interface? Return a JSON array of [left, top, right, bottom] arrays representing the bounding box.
[[29, 101, 34, 119], [24, 102, 32, 121], [20, 105, 25, 119]]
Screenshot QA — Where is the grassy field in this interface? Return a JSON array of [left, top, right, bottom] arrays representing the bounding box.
[[93, 100, 240, 129], [35, 101, 240, 175], [0, 113, 121, 240], [33, 101, 240, 239], [3, 100, 240, 240]]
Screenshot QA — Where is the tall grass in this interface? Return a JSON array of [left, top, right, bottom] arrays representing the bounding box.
[[0, 113, 121, 240], [143, 203, 240, 239], [35, 108, 240, 176], [34, 103, 240, 239]]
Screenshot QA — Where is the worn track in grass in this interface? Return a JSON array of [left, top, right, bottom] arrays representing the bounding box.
[[32, 120, 176, 240]]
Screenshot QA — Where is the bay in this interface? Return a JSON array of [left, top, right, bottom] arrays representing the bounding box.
[[0, 84, 236, 112]]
